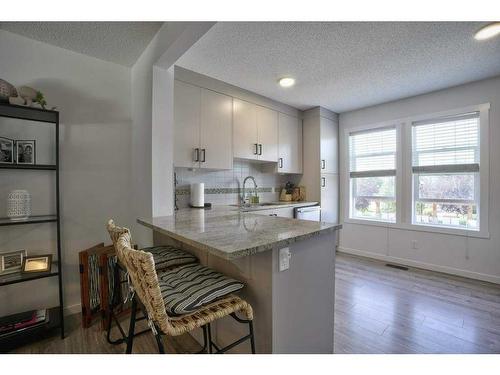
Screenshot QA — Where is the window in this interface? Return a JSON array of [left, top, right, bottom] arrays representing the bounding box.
[[349, 127, 397, 222], [412, 112, 480, 230]]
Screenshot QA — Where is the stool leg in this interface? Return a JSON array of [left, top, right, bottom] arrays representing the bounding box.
[[125, 297, 137, 354], [154, 328, 165, 354], [248, 321, 256, 354], [207, 323, 213, 354], [200, 325, 209, 353]]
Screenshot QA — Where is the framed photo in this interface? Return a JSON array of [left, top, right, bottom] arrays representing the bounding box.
[[0, 250, 27, 275], [16, 140, 36, 165], [0, 136, 14, 164], [22, 254, 52, 273]]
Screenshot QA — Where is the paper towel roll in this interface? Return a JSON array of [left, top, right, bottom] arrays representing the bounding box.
[[190, 183, 205, 208]]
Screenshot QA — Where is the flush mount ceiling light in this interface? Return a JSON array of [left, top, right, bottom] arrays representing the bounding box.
[[278, 77, 295, 88], [474, 22, 500, 40]]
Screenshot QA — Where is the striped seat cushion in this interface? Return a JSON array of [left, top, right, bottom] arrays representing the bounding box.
[[141, 245, 198, 271], [158, 264, 245, 316]]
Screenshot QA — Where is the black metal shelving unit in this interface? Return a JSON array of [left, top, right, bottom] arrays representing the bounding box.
[[0, 102, 64, 351]]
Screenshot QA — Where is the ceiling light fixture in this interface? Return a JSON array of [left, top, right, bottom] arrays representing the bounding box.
[[278, 77, 295, 88], [474, 22, 500, 40]]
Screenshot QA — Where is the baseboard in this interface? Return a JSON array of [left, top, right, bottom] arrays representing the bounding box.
[[64, 303, 81, 316], [338, 246, 500, 285]]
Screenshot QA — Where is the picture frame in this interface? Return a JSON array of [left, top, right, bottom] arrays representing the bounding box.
[[22, 254, 52, 273], [16, 139, 36, 165], [0, 250, 27, 275], [0, 136, 14, 164]]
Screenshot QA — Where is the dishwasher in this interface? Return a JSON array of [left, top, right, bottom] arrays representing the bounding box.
[[294, 205, 321, 221]]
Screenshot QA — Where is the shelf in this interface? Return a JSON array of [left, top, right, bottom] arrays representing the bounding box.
[[0, 262, 59, 287], [0, 215, 57, 227], [0, 307, 61, 352], [0, 102, 58, 123], [0, 164, 57, 170]]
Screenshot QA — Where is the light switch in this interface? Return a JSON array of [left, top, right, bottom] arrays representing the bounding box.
[[279, 247, 291, 271]]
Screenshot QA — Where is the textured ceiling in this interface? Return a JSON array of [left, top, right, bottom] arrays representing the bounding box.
[[176, 22, 500, 113], [0, 22, 163, 66]]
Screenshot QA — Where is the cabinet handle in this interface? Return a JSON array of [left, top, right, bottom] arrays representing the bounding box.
[[194, 148, 200, 162], [258, 144, 263, 155], [279, 158, 283, 169], [254, 143, 258, 155], [201, 148, 206, 162], [321, 177, 326, 187], [321, 159, 326, 169], [269, 213, 278, 217]]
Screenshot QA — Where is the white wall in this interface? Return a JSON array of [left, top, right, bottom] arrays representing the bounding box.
[[0, 30, 133, 316], [339, 76, 500, 283], [130, 22, 214, 246]]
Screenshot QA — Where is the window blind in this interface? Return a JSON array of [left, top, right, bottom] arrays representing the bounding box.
[[412, 112, 479, 174], [349, 127, 396, 178]]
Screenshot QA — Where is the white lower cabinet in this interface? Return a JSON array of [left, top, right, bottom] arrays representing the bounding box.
[[251, 207, 294, 218]]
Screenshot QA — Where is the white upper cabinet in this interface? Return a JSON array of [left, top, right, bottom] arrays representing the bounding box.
[[174, 80, 232, 169], [233, 98, 258, 160], [174, 80, 201, 169], [256, 105, 278, 162], [233, 99, 279, 163], [320, 117, 338, 174], [278, 112, 303, 174], [200, 89, 233, 170]]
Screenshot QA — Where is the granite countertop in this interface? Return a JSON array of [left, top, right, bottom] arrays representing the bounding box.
[[138, 206, 341, 260]]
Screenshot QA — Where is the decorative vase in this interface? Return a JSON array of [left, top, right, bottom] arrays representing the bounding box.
[[0, 79, 17, 102], [7, 190, 32, 221]]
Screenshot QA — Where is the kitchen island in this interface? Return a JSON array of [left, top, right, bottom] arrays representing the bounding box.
[[138, 206, 341, 353]]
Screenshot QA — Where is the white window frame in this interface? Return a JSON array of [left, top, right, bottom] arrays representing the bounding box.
[[343, 121, 404, 227], [342, 103, 490, 239]]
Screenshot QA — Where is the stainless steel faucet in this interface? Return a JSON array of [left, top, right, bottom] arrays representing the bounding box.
[[241, 176, 258, 206]]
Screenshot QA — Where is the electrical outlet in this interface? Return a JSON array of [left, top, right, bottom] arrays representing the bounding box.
[[411, 240, 418, 250], [279, 247, 291, 271]]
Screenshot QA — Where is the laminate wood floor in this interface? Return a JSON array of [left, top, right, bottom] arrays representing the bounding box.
[[10, 253, 500, 354], [334, 253, 500, 354]]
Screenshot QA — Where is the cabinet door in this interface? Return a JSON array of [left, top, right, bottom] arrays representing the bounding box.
[[233, 99, 258, 160], [200, 89, 233, 170], [256, 105, 278, 162], [320, 173, 339, 224], [174, 80, 200, 168], [275, 207, 294, 218], [251, 209, 278, 216], [278, 113, 303, 173], [320, 117, 338, 174]]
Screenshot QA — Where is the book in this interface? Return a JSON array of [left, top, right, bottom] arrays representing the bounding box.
[[0, 309, 47, 336]]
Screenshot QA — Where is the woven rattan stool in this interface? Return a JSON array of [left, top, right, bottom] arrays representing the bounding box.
[[105, 219, 198, 346], [116, 230, 256, 354]]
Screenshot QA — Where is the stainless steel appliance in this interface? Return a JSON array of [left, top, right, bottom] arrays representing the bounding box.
[[294, 205, 321, 221]]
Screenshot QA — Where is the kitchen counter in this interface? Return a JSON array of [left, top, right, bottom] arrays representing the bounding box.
[[137, 205, 339, 260], [138, 205, 341, 353]]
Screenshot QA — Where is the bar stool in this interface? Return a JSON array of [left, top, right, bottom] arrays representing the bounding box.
[[116, 230, 256, 354], [105, 219, 198, 345]]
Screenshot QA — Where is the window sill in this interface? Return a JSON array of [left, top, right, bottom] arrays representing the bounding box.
[[344, 218, 490, 239]]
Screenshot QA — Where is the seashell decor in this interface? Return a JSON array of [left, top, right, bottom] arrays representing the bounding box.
[[0, 79, 17, 102]]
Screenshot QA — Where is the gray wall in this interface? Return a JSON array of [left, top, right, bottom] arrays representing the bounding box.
[[0, 30, 133, 315], [339, 75, 500, 283]]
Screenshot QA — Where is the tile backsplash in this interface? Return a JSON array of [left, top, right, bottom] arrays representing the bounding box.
[[175, 159, 301, 208]]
